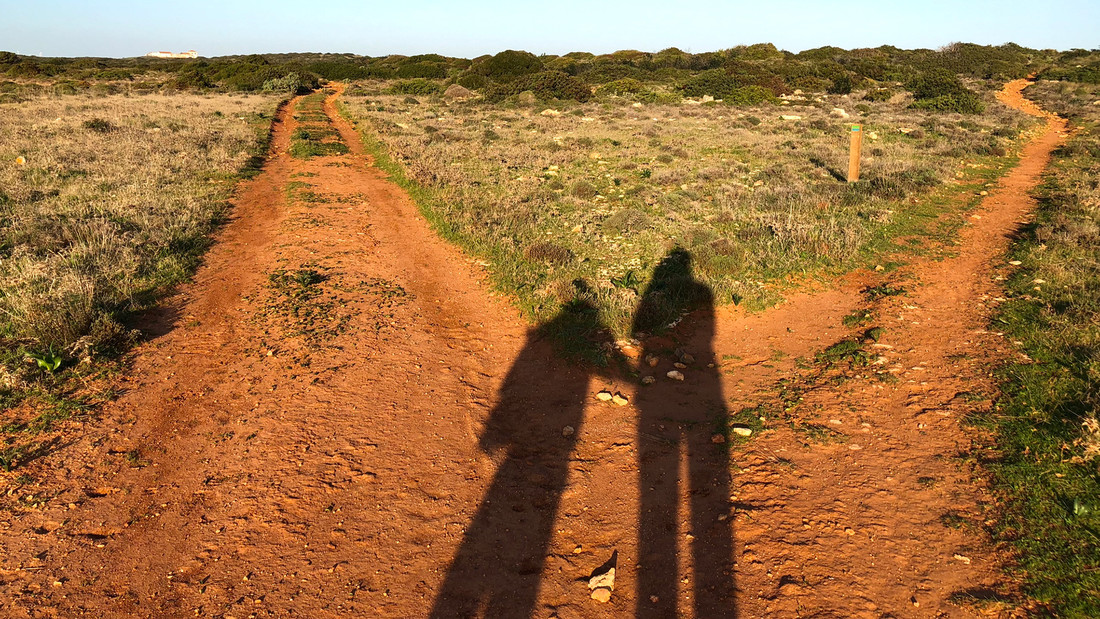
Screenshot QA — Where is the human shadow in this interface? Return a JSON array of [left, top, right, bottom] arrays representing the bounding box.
[[429, 297, 612, 618], [632, 249, 736, 617]]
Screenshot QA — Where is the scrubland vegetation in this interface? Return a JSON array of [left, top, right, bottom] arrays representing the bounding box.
[[342, 86, 1032, 334], [980, 71, 1100, 615], [0, 92, 281, 470]]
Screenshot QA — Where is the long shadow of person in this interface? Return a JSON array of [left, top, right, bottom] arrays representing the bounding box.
[[632, 249, 736, 617], [430, 297, 613, 618]]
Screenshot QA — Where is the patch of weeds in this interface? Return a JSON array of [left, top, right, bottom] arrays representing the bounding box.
[[125, 449, 149, 468], [864, 326, 886, 342], [817, 338, 869, 367], [0, 444, 24, 472], [940, 511, 970, 529], [863, 283, 907, 300], [27, 348, 62, 372], [795, 422, 847, 445], [842, 310, 873, 327]]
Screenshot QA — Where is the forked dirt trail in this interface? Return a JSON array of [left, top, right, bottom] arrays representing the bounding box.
[[0, 80, 1065, 618]]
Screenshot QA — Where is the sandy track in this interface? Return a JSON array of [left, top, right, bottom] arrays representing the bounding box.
[[0, 80, 1065, 618]]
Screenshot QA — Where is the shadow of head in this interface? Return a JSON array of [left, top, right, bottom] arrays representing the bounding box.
[[632, 248, 712, 335], [539, 282, 614, 364]]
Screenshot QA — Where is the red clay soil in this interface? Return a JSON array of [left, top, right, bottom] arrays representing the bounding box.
[[0, 80, 1065, 618]]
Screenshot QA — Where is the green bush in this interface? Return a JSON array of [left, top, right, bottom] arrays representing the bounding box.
[[456, 72, 489, 90], [396, 62, 447, 79], [910, 92, 985, 114], [262, 72, 311, 94], [827, 74, 853, 95], [484, 71, 591, 102], [863, 88, 894, 102], [681, 69, 740, 98], [472, 50, 543, 83], [907, 69, 985, 114], [1041, 61, 1100, 84], [724, 85, 774, 105], [389, 79, 443, 96], [596, 78, 647, 96]]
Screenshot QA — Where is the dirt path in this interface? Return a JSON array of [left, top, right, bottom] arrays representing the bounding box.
[[0, 80, 1065, 618]]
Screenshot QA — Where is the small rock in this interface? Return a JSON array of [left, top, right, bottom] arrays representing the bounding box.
[[562, 426, 575, 437], [645, 354, 659, 367], [874, 264, 885, 271], [680, 353, 695, 364], [731, 425, 753, 437], [780, 114, 802, 121], [595, 391, 613, 402], [844, 527, 855, 536], [650, 595, 660, 603], [590, 587, 612, 603], [589, 567, 615, 591], [753, 180, 764, 187], [612, 393, 629, 406], [979, 190, 988, 196], [539, 108, 562, 117], [831, 107, 850, 118], [1008, 260, 1022, 266], [867, 131, 879, 140], [673, 362, 687, 369], [953, 554, 971, 565], [711, 433, 726, 444], [632, 102, 643, 108], [641, 376, 656, 385], [666, 370, 684, 381]]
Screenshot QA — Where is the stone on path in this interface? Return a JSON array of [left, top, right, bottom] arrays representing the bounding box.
[[731, 425, 753, 437]]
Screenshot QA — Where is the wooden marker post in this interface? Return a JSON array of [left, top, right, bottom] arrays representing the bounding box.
[[848, 124, 863, 182]]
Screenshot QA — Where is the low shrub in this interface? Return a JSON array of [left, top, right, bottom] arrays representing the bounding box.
[[827, 74, 853, 95], [724, 85, 774, 105], [907, 69, 985, 114], [863, 88, 894, 102], [596, 78, 648, 97], [484, 71, 591, 103], [81, 118, 114, 133], [472, 50, 543, 83], [389, 79, 443, 96], [525, 241, 574, 265], [456, 72, 489, 90], [396, 62, 447, 79]]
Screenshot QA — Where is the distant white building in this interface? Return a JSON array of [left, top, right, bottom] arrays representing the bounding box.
[[146, 50, 198, 59]]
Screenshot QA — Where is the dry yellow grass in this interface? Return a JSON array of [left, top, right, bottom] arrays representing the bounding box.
[[0, 92, 281, 356]]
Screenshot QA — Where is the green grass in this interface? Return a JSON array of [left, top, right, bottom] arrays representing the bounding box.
[[975, 82, 1100, 615]]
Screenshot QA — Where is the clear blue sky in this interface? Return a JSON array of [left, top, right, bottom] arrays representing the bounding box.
[[2, 0, 1097, 58]]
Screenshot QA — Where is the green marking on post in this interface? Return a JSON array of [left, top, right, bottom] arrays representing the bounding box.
[[851, 125, 861, 131]]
